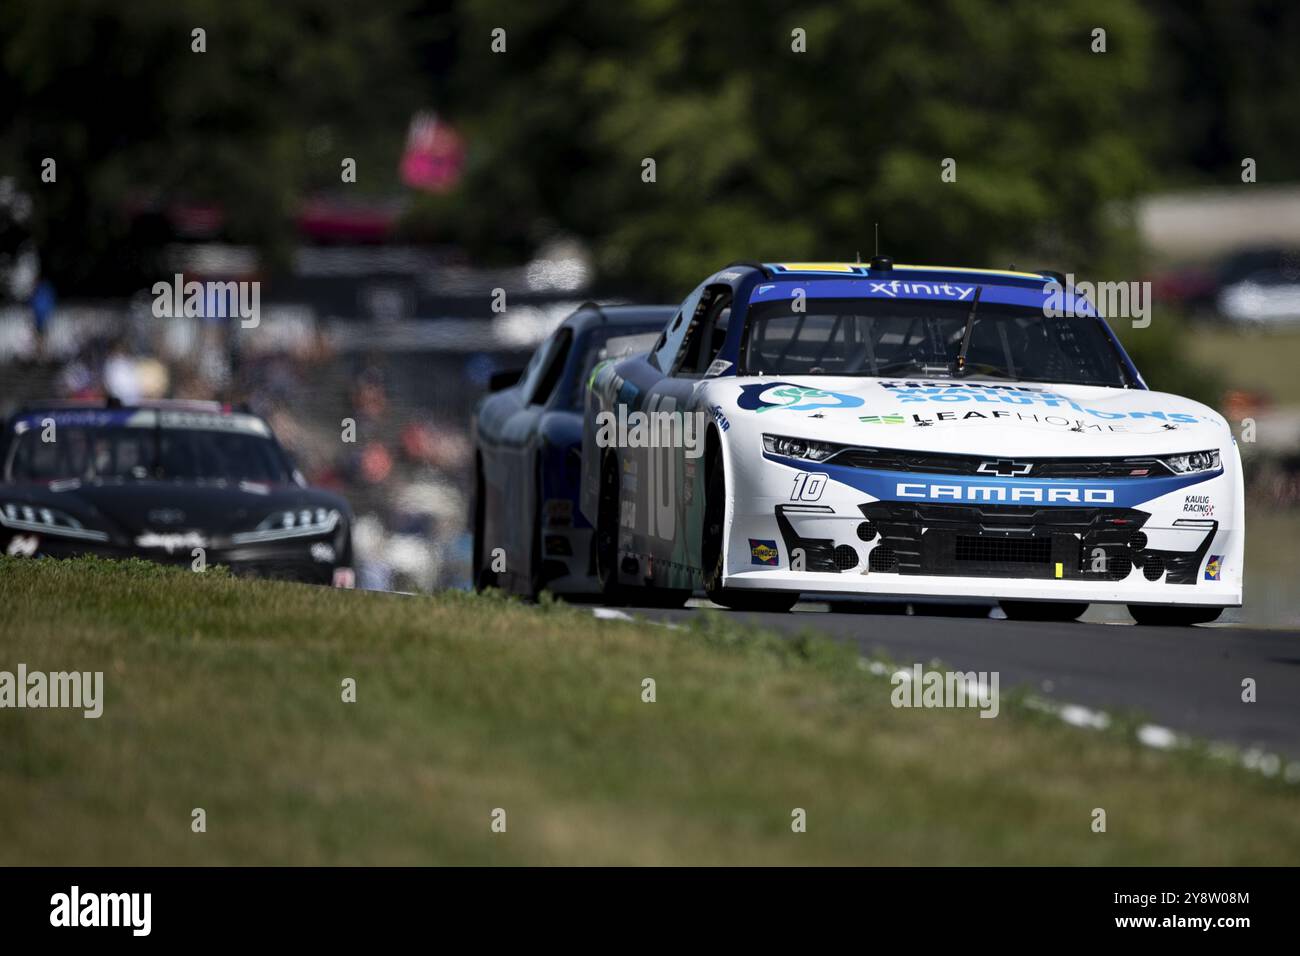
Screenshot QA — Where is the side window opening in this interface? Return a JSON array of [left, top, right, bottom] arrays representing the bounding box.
[[529, 328, 573, 405], [651, 282, 706, 372], [675, 289, 732, 377]]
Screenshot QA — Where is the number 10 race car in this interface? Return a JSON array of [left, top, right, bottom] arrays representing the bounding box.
[[579, 260, 1243, 624]]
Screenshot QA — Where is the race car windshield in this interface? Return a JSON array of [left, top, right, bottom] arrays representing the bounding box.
[[566, 329, 662, 409], [4, 425, 294, 484], [742, 298, 1132, 387]]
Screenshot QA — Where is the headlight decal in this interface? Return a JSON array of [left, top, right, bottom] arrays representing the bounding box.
[[230, 508, 341, 544], [1159, 450, 1221, 475], [761, 434, 843, 462], [0, 502, 109, 541]]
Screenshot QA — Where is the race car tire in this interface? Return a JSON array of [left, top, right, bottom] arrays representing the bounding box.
[[594, 453, 689, 607], [472, 456, 498, 592], [999, 600, 1088, 622], [1128, 604, 1225, 626], [703, 443, 798, 613], [594, 452, 633, 604], [710, 591, 800, 613], [633, 588, 692, 609], [526, 461, 546, 601]]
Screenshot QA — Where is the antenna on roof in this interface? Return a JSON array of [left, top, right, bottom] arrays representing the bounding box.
[[874, 223, 879, 258], [855, 250, 861, 264]]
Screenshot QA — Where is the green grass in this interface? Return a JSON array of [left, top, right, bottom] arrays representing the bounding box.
[[1185, 324, 1300, 405], [0, 556, 1296, 865], [1239, 502, 1300, 626]]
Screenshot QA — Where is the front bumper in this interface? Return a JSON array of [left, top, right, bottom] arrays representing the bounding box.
[[723, 462, 1244, 607], [723, 567, 1241, 606], [2, 533, 349, 586]]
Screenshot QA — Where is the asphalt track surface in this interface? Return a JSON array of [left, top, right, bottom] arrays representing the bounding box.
[[619, 601, 1300, 759]]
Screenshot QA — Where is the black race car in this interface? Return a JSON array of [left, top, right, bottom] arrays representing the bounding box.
[[0, 399, 354, 586]]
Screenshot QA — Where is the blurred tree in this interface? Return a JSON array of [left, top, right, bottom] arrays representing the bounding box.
[[418, 0, 1156, 296], [1113, 311, 1224, 407], [0, 0, 428, 292], [1145, 0, 1300, 184]]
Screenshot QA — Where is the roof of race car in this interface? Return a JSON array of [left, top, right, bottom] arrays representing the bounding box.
[[749, 262, 1096, 315], [564, 303, 676, 333], [762, 262, 1050, 283], [7, 404, 272, 437]]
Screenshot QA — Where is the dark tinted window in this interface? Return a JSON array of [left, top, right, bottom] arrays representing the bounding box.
[[651, 282, 706, 371], [529, 328, 573, 405], [676, 290, 732, 376], [743, 298, 1130, 387], [5, 425, 293, 483], [567, 328, 661, 410]]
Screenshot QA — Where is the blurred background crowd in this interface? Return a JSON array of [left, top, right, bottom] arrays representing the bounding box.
[[1, 0, 1299, 620]]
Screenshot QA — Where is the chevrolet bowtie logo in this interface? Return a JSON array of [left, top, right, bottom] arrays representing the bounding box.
[[977, 459, 1033, 476]]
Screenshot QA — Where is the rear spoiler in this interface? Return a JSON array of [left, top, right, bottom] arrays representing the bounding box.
[[17, 398, 226, 415]]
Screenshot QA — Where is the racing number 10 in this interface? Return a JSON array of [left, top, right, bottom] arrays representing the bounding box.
[[791, 472, 827, 501]]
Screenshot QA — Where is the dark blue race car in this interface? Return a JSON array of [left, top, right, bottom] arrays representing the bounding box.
[[471, 302, 672, 597]]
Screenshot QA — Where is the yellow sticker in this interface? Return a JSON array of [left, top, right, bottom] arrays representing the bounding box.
[[1055, 562, 1064, 579], [771, 262, 858, 273]]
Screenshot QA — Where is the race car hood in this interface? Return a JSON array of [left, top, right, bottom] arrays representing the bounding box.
[[706, 377, 1232, 456], [0, 479, 349, 541]]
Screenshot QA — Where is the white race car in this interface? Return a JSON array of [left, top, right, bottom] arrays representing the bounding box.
[[579, 261, 1243, 625]]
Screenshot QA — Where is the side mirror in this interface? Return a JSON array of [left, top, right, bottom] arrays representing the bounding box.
[[488, 368, 524, 392]]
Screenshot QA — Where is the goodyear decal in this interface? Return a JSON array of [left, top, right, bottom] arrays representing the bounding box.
[[710, 404, 730, 432]]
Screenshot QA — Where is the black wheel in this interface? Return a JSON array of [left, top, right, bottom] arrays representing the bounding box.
[[472, 457, 498, 592], [526, 462, 546, 600], [634, 588, 692, 609], [1128, 604, 1224, 626], [999, 600, 1088, 622], [711, 591, 799, 613], [702, 443, 798, 613], [594, 453, 631, 603]]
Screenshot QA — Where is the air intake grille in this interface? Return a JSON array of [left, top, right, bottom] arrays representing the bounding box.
[[827, 448, 1171, 479], [954, 534, 1051, 567], [858, 501, 1151, 580]]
